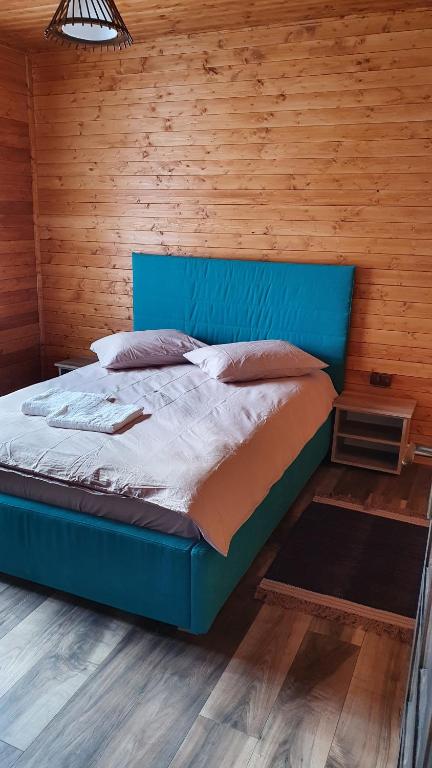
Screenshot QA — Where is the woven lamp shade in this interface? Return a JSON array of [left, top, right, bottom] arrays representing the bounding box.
[[45, 0, 133, 49]]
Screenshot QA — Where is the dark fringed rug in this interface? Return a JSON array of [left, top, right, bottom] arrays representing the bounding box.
[[256, 501, 428, 642]]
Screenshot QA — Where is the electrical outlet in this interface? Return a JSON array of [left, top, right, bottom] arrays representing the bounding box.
[[370, 372, 393, 388]]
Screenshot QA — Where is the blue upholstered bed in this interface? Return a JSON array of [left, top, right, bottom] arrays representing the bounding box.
[[0, 256, 354, 633]]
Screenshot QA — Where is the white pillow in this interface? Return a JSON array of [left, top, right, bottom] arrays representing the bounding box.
[[91, 330, 206, 370], [184, 340, 327, 382]]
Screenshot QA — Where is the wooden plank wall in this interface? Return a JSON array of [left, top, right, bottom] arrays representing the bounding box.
[[0, 44, 39, 395], [30, 6, 432, 445]]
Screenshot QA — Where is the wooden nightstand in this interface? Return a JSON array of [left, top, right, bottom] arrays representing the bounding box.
[[54, 357, 92, 376], [332, 392, 416, 474]]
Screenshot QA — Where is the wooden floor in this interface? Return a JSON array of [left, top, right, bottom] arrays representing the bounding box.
[[0, 462, 430, 768], [315, 463, 432, 522]]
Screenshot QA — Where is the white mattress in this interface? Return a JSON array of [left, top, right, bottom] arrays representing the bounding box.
[[0, 362, 336, 554]]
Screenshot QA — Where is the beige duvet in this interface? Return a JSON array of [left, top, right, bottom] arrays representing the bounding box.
[[0, 362, 336, 554]]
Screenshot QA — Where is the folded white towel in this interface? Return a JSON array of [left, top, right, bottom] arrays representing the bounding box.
[[47, 393, 143, 434], [21, 388, 109, 417]]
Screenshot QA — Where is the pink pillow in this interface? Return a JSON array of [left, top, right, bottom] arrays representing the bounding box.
[[184, 340, 327, 382], [91, 330, 206, 370]]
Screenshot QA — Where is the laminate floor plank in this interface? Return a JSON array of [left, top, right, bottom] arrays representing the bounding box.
[[325, 633, 410, 768], [0, 579, 11, 595], [16, 619, 234, 768], [0, 579, 48, 641], [169, 715, 257, 768], [333, 467, 378, 506], [314, 466, 344, 498], [309, 616, 365, 647], [0, 740, 22, 768], [367, 468, 418, 517], [407, 466, 432, 519], [91, 627, 243, 768], [384, 466, 423, 516], [0, 602, 129, 750], [202, 606, 311, 737], [0, 592, 126, 686], [0, 597, 77, 700], [363, 472, 393, 512], [248, 631, 360, 768], [14, 626, 166, 768], [91, 674, 210, 768], [317, 464, 432, 521]]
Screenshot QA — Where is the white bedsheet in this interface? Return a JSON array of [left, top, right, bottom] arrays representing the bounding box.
[[0, 363, 336, 555]]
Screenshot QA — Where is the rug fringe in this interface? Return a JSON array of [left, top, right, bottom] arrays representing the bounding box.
[[255, 586, 413, 643]]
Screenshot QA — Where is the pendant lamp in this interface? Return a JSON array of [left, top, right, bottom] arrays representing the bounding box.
[[45, 0, 133, 49]]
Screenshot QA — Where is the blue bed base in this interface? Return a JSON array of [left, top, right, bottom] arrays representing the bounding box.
[[0, 256, 354, 633]]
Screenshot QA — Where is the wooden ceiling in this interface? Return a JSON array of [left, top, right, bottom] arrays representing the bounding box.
[[1, 0, 429, 52]]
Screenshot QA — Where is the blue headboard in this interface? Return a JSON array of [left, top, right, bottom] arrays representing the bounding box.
[[132, 254, 354, 391]]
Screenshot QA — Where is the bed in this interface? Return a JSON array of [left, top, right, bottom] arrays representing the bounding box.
[[0, 255, 354, 633]]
